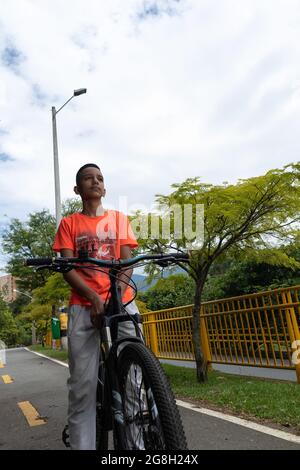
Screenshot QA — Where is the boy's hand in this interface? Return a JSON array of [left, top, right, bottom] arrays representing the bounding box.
[[89, 293, 105, 329]]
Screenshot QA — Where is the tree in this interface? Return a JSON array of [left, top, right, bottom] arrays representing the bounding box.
[[33, 272, 71, 306], [14, 315, 32, 346], [201, 241, 300, 301], [203, 258, 300, 300], [1, 198, 82, 295], [135, 299, 150, 314], [139, 274, 195, 310], [8, 294, 31, 317], [21, 273, 71, 342], [62, 198, 82, 217], [2, 210, 56, 292], [1, 198, 81, 342], [138, 164, 300, 382], [0, 295, 20, 347]]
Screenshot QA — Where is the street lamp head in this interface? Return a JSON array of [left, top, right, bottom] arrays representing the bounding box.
[[74, 88, 87, 97]]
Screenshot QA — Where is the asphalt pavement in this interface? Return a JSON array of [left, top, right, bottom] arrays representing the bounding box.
[[0, 348, 299, 450]]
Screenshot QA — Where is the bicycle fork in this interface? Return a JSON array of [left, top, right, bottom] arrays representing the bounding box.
[[103, 334, 146, 449]]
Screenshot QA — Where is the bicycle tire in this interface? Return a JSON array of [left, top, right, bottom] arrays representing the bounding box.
[[116, 342, 188, 450], [96, 398, 108, 450], [96, 355, 109, 450]]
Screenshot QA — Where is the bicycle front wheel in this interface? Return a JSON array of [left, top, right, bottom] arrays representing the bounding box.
[[96, 350, 109, 451], [116, 342, 187, 450]]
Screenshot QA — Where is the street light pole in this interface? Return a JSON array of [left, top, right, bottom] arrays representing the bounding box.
[[52, 88, 87, 230], [52, 106, 61, 230]]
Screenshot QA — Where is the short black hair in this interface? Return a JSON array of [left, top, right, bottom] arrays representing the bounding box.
[[76, 163, 100, 185]]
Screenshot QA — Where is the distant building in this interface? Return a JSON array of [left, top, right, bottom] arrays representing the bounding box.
[[0, 274, 17, 303]]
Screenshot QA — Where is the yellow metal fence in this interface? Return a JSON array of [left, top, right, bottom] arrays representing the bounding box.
[[141, 285, 300, 383]]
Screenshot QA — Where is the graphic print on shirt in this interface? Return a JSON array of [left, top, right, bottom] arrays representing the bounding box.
[[75, 233, 117, 261], [75, 217, 119, 284]]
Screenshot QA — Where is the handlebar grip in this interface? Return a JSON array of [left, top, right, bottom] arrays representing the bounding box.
[[25, 258, 53, 266]]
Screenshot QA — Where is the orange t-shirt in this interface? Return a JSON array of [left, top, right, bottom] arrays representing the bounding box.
[[52, 211, 138, 306]]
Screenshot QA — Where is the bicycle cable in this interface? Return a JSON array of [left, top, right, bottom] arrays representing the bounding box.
[[80, 265, 145, 341]]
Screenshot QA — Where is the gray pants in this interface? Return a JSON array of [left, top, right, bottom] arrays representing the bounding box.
[[67, 301, 142, 450]]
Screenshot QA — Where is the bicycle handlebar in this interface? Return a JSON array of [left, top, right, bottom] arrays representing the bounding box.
[[25, 252, 189, 269], [26, 257, 54, 266]]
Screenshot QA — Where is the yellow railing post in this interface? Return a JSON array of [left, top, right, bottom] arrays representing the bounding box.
[[200, 307, 212, 365], [45, 330, 52, 347], [285, 291, 300, 384], [147, 313, 159, 357]]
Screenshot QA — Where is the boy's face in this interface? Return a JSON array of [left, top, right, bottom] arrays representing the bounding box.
[[74, 166, 106, 200]]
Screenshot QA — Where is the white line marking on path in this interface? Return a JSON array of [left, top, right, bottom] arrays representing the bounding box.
[[24, 348, 69, 368], [25, 348, 300, 444], [176, 399, 300, 445]]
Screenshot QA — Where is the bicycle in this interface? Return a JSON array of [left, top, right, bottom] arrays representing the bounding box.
[[25, 251, 190, 450]]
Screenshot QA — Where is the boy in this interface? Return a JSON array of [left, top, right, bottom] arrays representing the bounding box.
[[53, 163, 139, 450]]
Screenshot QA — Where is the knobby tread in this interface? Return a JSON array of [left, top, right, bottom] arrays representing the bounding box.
[[96, 408, 108, 450], [117, 342, 188, 450]]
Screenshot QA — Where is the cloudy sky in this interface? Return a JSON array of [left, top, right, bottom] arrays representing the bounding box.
[[1, 0, 300, 271]]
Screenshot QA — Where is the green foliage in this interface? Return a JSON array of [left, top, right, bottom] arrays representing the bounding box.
[[181, 168, 296, 248], [203, 259, 300, 301], [1, 198, 82, 296], [0, 295, 20, 347], [135, 299, 150, 313], [201, 275, 228, 302], [15, 273, 71, 343], [0, 197, 86, 345], [201, 240, 300, 301], [137, 165, 300, 285], [62, 198, 82, 217], [32, 273, 70, 306], [139, 274, 195, 310], [8, 294, 31, 316], [15, 316, 32, 346], [2, 210, 56, 292]]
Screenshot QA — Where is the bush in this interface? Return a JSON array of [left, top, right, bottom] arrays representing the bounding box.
[[140, 274, 195, 310]]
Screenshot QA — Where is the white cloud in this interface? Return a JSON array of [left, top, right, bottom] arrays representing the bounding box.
[[0, 0, 300, 271]]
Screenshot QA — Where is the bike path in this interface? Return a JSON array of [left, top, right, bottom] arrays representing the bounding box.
[[0, 348, 67, 450], [0, 348, 299, 450]]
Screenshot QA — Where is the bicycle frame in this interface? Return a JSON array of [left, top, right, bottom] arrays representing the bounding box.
[[96, 265, 145, 443]]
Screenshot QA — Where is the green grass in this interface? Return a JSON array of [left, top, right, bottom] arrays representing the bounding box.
[[28, 344, 68, 362], [27, 345, 300, 432], [162, 364, 300, 432]]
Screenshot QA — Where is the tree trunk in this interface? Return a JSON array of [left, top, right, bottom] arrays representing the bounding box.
[[192, 276, 208, 382]]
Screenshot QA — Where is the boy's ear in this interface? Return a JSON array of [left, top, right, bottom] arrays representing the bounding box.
[[74, 185, 80, 195], [102, 188, 106, 197]]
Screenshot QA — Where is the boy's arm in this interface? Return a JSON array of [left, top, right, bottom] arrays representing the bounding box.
[[118, 245, 134, 299], [61, 249, 104, 325]]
